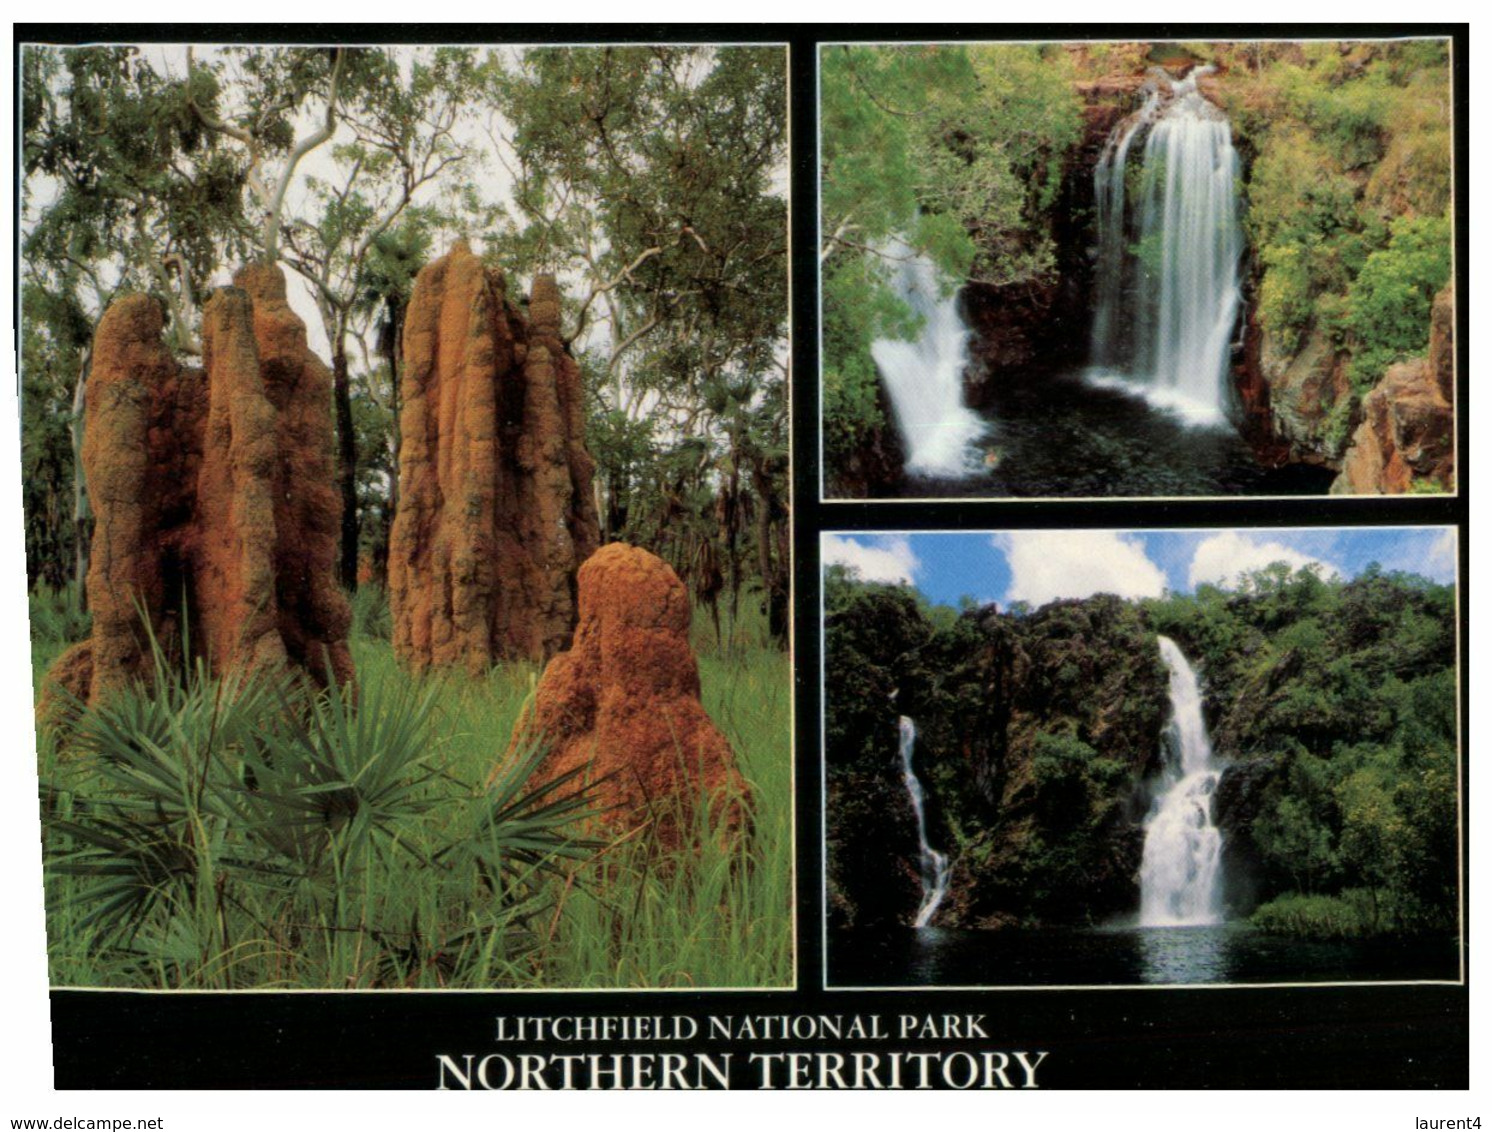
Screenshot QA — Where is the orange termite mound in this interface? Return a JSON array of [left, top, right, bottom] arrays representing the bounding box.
[[40, 264, 353, 720], [388, 242, 599, 674], [505, 543, 749, 844]]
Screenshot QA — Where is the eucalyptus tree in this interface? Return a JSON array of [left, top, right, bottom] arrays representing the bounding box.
[[22, 44, 250, 587], [347, 221, 434, 578], [182, 45, 355, 264], [482, 45, 789, 636], [274, 47, 482, 587]]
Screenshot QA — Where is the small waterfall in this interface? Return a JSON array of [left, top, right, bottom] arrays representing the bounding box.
[[871, 242, 987, 478], [897, 716, 950, 927], [1139, 637, 1223, 926], [1089, 68, 1242, 425]]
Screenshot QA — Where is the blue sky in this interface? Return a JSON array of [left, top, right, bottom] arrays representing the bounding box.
[[821, 528, 1457, 609]]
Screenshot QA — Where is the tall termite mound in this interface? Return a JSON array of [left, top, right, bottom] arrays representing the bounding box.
[[40, 264, 354, 719], [388, 242, 599, 674], [504, 543, 749, 845]]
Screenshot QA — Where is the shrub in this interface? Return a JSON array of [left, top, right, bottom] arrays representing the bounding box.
[[29, 582, 91, 648], [350, 583, 392, 641], [42, 645, 602, 988], [1251, 890, 1378, 939], [1345, 213, 1452, 391], [1259, 243, 1315, 352]]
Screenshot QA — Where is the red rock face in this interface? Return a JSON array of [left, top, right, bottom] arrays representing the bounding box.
[[506, 543, 748, 845], [1430, 281, 1455, 403], [1333, 282, 1456, 495], [40, 267, 353, 719], [388, 243, 599, 674]]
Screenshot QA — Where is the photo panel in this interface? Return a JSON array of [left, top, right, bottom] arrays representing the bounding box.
[[821, 527, 1462, 990], [20, 37, 793, 996], [818, 38, 1457, 501]]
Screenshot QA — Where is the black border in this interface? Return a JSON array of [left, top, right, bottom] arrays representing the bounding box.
[[16, 22, 1469, 1090]]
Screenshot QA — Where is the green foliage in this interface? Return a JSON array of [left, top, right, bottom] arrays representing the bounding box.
[[348, 583, 391, 642], [1344, 214, 1453, 390], [826, 558, 1457, 937], [819, 44, 1081, 481], [1258, 243, 1315, 353], [43, 640, 600, 987], [29, 582, 91, 652], [41, 608, 791, 989], [22, 47, 790, 636], [1210, 41, 1451, 438], [1149, 562, 1456, 938], [1251, 890, 1379, 939], [820, 251, 916, 475], [825, 575, 1167, 927], [484, 46, 788, 636]]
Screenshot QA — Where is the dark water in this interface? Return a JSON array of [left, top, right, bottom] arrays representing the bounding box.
[[895, 367, 1335, 499], [830, 923, 1461, 987]]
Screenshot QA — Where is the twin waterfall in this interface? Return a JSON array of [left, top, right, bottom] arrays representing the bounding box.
[[897, 716, 951, 927], [870, 244, 986, 479], [1090, 68, 1244, 425], [895, 641, 1225, 932], [1139, 636, 1224, 926]]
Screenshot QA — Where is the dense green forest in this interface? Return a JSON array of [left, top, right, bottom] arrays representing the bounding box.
[[22, 44, 789, 636], [820, 41, 1454, 494], [824, 560, 1458, 940]]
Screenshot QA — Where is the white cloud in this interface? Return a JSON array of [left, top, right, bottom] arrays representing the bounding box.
[[1187, 532, 1342, 591], [1423, 529, 1458, 581], [996, 531, 1167, 606], [821, 534, 920, 586]]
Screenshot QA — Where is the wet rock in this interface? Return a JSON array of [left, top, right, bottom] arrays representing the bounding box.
[[1215, 755, 1281, 915], [1215, 755, 1280, 833], [1261, 326, 1354, 466], [39, 269, 353, 718], [505, 543, 747, 845], [388, 243, 599, 674]]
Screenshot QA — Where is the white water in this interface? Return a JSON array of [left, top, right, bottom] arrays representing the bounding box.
[[1090, 69, 1243, 426], [898, 716, 951, 927], [871, 242, 987, 478], [1139, 637, 1224, 926]]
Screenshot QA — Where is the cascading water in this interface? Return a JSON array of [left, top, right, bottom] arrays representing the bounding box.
[[1139, 636, 1224, 926], [897, 715, 950, 927], [871, 241, 987, 478], [1089, 67, 1243, 426]]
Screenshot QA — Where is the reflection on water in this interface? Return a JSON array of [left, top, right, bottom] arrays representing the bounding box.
[[831, 922, 1459, 988], [1135, 924, 1229, 984], [891, 367, 1336, 500]]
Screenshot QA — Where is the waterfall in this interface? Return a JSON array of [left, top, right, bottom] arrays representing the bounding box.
[[870, 241, 987, 478], [1139, 637, 1224, 926], [897, 716, 950, 927], [1089, 68, 1243, 425]]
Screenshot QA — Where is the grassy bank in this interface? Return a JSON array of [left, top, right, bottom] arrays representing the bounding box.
[[33, 587, 792, 990]]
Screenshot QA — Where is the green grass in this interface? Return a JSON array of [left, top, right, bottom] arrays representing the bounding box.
[[35, 590, 792, 990], [29, 582, 88, 699], [1251, 887, 1448, 941]]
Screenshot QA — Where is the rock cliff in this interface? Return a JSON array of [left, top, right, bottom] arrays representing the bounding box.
[[825, 589, 1168, 930], [1332, 283, 1456, 494]]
